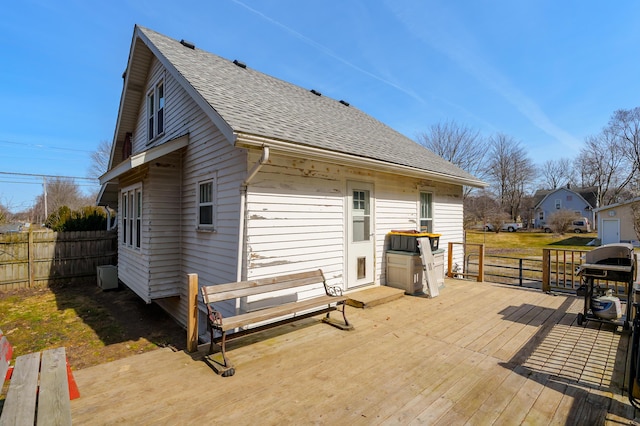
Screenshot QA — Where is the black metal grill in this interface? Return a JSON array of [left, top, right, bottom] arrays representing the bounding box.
[[574, 243, 636, 330], [576, 243, 635, 283]]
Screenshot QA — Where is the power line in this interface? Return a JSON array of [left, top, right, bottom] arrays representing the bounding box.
[[0, 180, 98, 187], [0, 171, 98, 181], [0, 139, 94, 154]]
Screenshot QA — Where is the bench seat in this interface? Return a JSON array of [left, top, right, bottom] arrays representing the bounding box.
[[219, 294, 347, 331], [201, 269, 352, 376]]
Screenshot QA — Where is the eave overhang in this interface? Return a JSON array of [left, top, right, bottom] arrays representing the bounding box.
[[235, 133, 487, 188]]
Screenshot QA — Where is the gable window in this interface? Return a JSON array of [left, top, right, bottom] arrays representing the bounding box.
[[122, 184, 142, 249], [555, 199, 561, 210], [420, 192, 433, 233], [197, 176, 216, 231], [147, 80, 165, 141]]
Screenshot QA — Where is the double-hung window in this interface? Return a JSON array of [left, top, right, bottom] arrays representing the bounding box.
[[147, 80, 165, 141], [197, 176, 216, 231], [122, 184, 142, 249], [419, 192, 433, 233]]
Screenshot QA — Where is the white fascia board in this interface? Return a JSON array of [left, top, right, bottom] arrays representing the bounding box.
[[100, 134, 189, 184], [235, 133, 487, 188]]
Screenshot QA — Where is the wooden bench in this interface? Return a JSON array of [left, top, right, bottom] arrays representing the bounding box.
[[200, 269, 353, 376], [0, 330, 79, 426]]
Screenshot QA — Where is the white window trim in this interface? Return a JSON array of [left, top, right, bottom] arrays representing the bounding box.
[[121, 183, 142, 250], [196, 174, 217, 232], [146, 76, 165, 144], [419, 190, 434, 233]]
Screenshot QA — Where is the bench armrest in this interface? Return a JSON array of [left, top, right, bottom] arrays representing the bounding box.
[[325, 285, 343, 297]]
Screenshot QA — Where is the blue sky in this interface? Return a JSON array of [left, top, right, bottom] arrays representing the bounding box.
[[1, 1, 639, 213]]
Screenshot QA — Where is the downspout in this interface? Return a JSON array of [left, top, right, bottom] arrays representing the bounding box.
[[236, 146, 270, 283], [104, 206, 115, 231]]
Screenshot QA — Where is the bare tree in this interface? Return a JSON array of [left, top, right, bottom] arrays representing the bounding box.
[[486, 133, 537, 221], [630, 201, 640, 241], [416, 120, 489, 198], [0, 203, 8, 224], [610, 108, 640, 197], [30, 178, 85, 223], [575, 126, 634, 208], [463, 189, 501, 229], [540, 158, 574, 190], [88, 140, 112, 179]]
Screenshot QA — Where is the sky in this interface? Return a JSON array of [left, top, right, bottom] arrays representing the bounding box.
[[1, 1, 640, 213]]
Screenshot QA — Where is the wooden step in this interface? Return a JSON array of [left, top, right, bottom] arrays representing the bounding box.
[[346, 286, 405, 308]]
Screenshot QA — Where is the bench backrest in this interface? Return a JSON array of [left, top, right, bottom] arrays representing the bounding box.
[[201, 269, 327, 304]]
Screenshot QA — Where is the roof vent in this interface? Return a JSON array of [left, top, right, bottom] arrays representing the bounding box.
[[180, 39, 195, 49], [339, 100, 350, 107], [310, 89, 322, 96], [233, 59, 247, 69]]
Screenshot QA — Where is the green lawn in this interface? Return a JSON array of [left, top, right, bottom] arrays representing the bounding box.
[[464, 229, 599, 258]]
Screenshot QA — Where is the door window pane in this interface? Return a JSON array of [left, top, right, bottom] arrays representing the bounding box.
[[352, 190, 370, 242]]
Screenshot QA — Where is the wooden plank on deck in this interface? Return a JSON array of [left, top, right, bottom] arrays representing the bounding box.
[[0, 352, 40, 426], [37, 348, 71, 426]]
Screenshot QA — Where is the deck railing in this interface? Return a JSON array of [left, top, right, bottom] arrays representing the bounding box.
[[449, 245, 631, 298]]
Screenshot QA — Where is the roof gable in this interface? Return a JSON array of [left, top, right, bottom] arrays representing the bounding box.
[[131, 26, 484, 187], [534, 186, 596, 210]]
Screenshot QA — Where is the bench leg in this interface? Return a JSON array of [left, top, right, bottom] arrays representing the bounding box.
[[204, 329, 236, 377], [322, 302, 354, 330]]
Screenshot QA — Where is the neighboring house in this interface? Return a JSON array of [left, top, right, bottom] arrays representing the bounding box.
[[593, 198, 640, 246], [97, 26, 486, 332], [532, 185, 597, 229], [0, 223, 23, 234]]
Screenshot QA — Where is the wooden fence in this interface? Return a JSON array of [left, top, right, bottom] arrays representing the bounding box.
[[0, 230, 117, 291]]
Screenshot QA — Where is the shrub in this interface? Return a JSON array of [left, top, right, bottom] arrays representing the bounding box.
[[45, 206, 107, 232], [547, 209, 578, 235]]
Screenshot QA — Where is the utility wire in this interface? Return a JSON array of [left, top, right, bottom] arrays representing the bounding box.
[[0, 171, 98, 181], [0, 139, 94, 154]]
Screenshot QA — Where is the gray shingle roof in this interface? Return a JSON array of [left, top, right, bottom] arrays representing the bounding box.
[[138, 26, 484, 186]]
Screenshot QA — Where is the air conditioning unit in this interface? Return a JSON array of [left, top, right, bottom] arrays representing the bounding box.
[[97, 265, 119, 290]]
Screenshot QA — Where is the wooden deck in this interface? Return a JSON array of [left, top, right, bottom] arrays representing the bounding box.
[[70, 279, 640, 425]]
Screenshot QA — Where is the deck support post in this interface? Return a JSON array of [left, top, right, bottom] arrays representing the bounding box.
[[187, 273, 198, 353]]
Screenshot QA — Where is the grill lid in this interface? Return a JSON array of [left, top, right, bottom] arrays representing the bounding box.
[[576, 243, 635, 282], [584, 243, 633, 265]]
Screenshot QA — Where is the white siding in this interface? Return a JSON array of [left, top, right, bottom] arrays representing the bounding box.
[[147, 151, 182, 299], [117, 57, 246, 327], [118, 167, 150, 302], [245, 154, 466, 292]]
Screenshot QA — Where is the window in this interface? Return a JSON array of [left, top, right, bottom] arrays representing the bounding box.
[[121, 184, 142, 249], [147, 80, 165, 141], [555, 199, 561, 210], [197, 177, 216, 230], [539, 211, 544, 220], [352, 190, 370, 242], [420, 192, 433, 233]]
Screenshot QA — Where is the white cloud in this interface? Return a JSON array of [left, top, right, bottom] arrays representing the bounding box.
[[386, 0, 582, 152], [229, 0, 427, 103]]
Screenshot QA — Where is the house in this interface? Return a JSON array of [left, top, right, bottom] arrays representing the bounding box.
[[532, 185, 597, 229], [97, 25, 486, 332], [593, 197, 640, 245]]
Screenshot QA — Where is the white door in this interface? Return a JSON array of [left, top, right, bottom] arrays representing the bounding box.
[[346, 181, 375, 289], [602, 219, 620, 245]]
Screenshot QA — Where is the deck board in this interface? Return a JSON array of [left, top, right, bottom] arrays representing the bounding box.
[[69, 279, 640, 424]]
